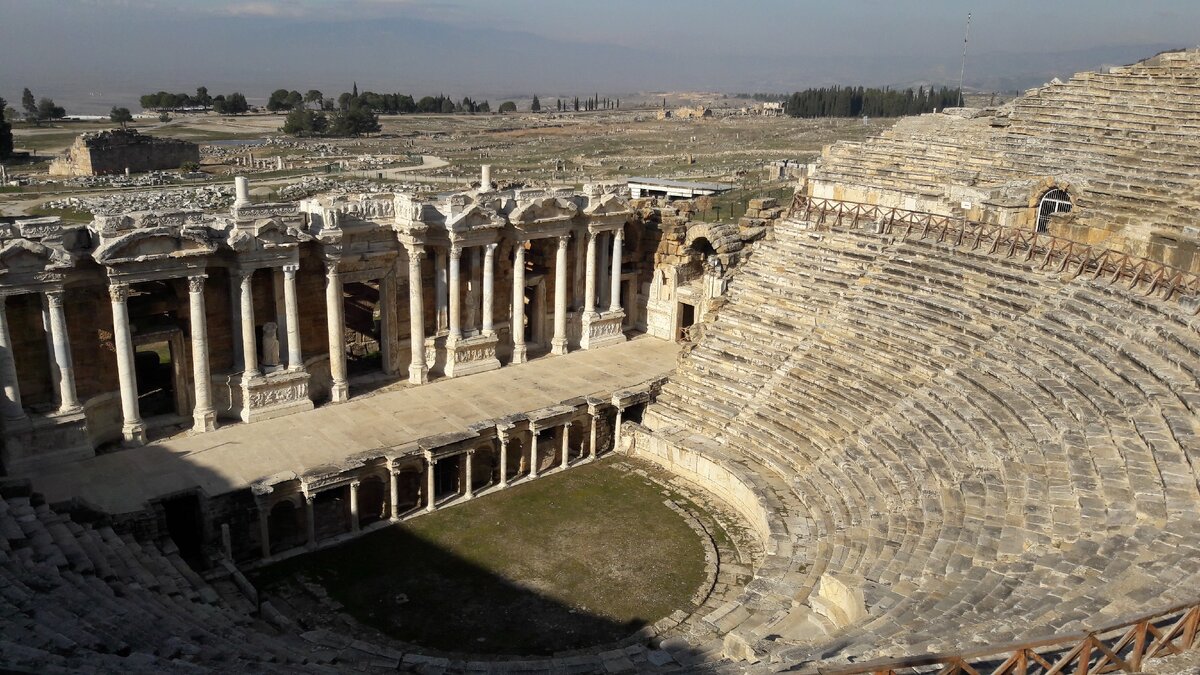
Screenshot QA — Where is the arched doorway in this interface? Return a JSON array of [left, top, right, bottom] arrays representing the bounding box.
[[1036, 188, 1072, 233]]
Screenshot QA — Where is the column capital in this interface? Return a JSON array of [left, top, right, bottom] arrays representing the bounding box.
[[108, 283, 130, 303], [613, 228, 625, 241], [449, 243, 463, 259], [44, 289, 65, 308], [563, 420, 573, 429], [466, 447, 476, 456], [305, 493, 317, 504], [350, 479, 361, 489], [236, 267, 257, 282], [406, 243, 427, 261], [557, 234, 571, 250], [282, 263, 300, 276], [484, 242, 498, 254], [187, 274, 207, 293], [587, 230, 598, 243]]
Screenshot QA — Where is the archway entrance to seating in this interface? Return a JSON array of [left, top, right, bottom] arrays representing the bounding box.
[[161, 492, 205, 569], [268, 500, 305, 554], [1036, 188, 1072, 233]]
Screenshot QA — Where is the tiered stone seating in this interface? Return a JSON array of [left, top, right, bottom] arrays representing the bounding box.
[[641, 221, 1200, 668], [813, 49, 1200, 236], [0, 488, 320, 673]]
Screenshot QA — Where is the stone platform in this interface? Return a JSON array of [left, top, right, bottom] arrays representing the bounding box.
[[20, 336, 679, 514]]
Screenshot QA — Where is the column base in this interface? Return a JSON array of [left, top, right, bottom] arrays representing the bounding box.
[[122, 422, 148, 447], [330, 380, 350, 403], [408, 363, 428, 385], [580, 309, 627, 350], [511, 344, 528, 364], [550, 337, 569, 355], [192, 408, 217, 433]]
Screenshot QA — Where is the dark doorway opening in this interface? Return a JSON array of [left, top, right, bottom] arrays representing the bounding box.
[[678, 303, 696, 341], [162, 493, 205, 570], [135, 340, 176, 417], [435, 455, 462, 500]]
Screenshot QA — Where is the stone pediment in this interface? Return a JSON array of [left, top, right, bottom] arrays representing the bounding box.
[[584, 192, 633, 219], [447, 203, 505, 233], [0, 239, 74, 275], [510, 197, 579, 226], [95, 226, 218, 265]]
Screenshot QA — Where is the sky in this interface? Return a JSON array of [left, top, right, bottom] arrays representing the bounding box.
[[2, 0, 1197, 114]]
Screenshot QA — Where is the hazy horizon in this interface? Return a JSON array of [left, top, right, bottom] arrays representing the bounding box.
[[2, 1, 1197, 115]]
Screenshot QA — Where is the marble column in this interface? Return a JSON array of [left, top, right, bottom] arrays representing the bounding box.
[[589, 410, 599, 460], [349, 481, 361, 533], [482, 242, 496, 335], [0, 298, 25, 421], [610, 229, 624, 312], [380, 269, 398, 376], [258, 503, 271, 559], [238, 270, 259, 379], [188, 275, 216, 432], [44, 290, 80, 412], [598, 233, 610, 309], [305, 494, 317, 547], [325, 263, 349, 403], [464, 450, 475, 499], [282, 264, 303, 371], [551, 235, 569, 355], [389, 467, 400, 521], [228, 278, 244, 371], [511, 242, 527, 364], [109, 284, 146, 445], [529, 425, 540, 479], [614, 406, 625, 452], [560, 421, 572, 468], [448, 244, 462, 342], [498, 433, 509, 487], [406, 246, 428, 385], [434, 248, 448, 332], [425, 453, 436, 512], [584, 232, 598, 316]]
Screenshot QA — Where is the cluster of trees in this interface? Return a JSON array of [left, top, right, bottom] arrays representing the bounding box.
[[554, 95, 617, 112], [20, 88, 65, 126], [280, 95, 382, 138], [140, 87, 248, 114], [734, 92, 789, 102], [0, 97, 13, 159], [784, 85, 961, 118]]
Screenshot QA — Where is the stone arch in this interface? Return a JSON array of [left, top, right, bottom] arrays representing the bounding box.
[[1035, 187, 1073, 234], [470, 442, 500, 491]]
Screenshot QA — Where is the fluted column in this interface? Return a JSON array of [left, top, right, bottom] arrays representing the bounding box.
[[349, 480, 361, 533], [482, 243, 496, 335], [613, 405, 625, 452], [406, 246, 428, 385], [44, 290, 80, 412], [511, 242, 527, 364], [188, 275, 216, 432], [237, 270, 259, 379], [448, 244, 463, 342], [609, 229, 624, 312], [551, 235, 569, 355], [425, 453, 436, 512], [0, 297, 26, 422], [109, 284, 146, 445], [584, 232, 598, 316], [282, 264, 303, 371], [560, 421, 572, 468], [325, 263, 349, 403]]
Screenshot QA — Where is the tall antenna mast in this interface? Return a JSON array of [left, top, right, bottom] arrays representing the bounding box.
[[958, 12, 971, 107]]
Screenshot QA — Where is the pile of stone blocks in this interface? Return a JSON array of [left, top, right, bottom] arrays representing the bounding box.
[[738, 196, 787, 238]]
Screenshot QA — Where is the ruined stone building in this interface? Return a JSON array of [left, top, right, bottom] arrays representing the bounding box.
[[48, 128, 200, 177], [5, 51, 1200, 674]]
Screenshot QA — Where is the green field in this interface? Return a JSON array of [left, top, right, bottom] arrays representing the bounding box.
[[251, 460, 707, 655]]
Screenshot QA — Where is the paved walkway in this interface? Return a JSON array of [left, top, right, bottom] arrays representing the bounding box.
[[23, 337, 680, 514]]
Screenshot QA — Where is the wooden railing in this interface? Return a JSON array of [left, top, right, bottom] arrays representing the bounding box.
[[792, 599, 1200, 675], [789, 195, 1200, 308]]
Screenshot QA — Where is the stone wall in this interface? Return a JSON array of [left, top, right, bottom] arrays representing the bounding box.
[[49, 129, 199, 177]]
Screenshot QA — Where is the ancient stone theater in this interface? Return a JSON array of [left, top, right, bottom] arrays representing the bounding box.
[[3, 50, 1200, 673]]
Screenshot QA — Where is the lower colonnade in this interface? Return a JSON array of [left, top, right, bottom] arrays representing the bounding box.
[[251, 384, 656, 562]]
